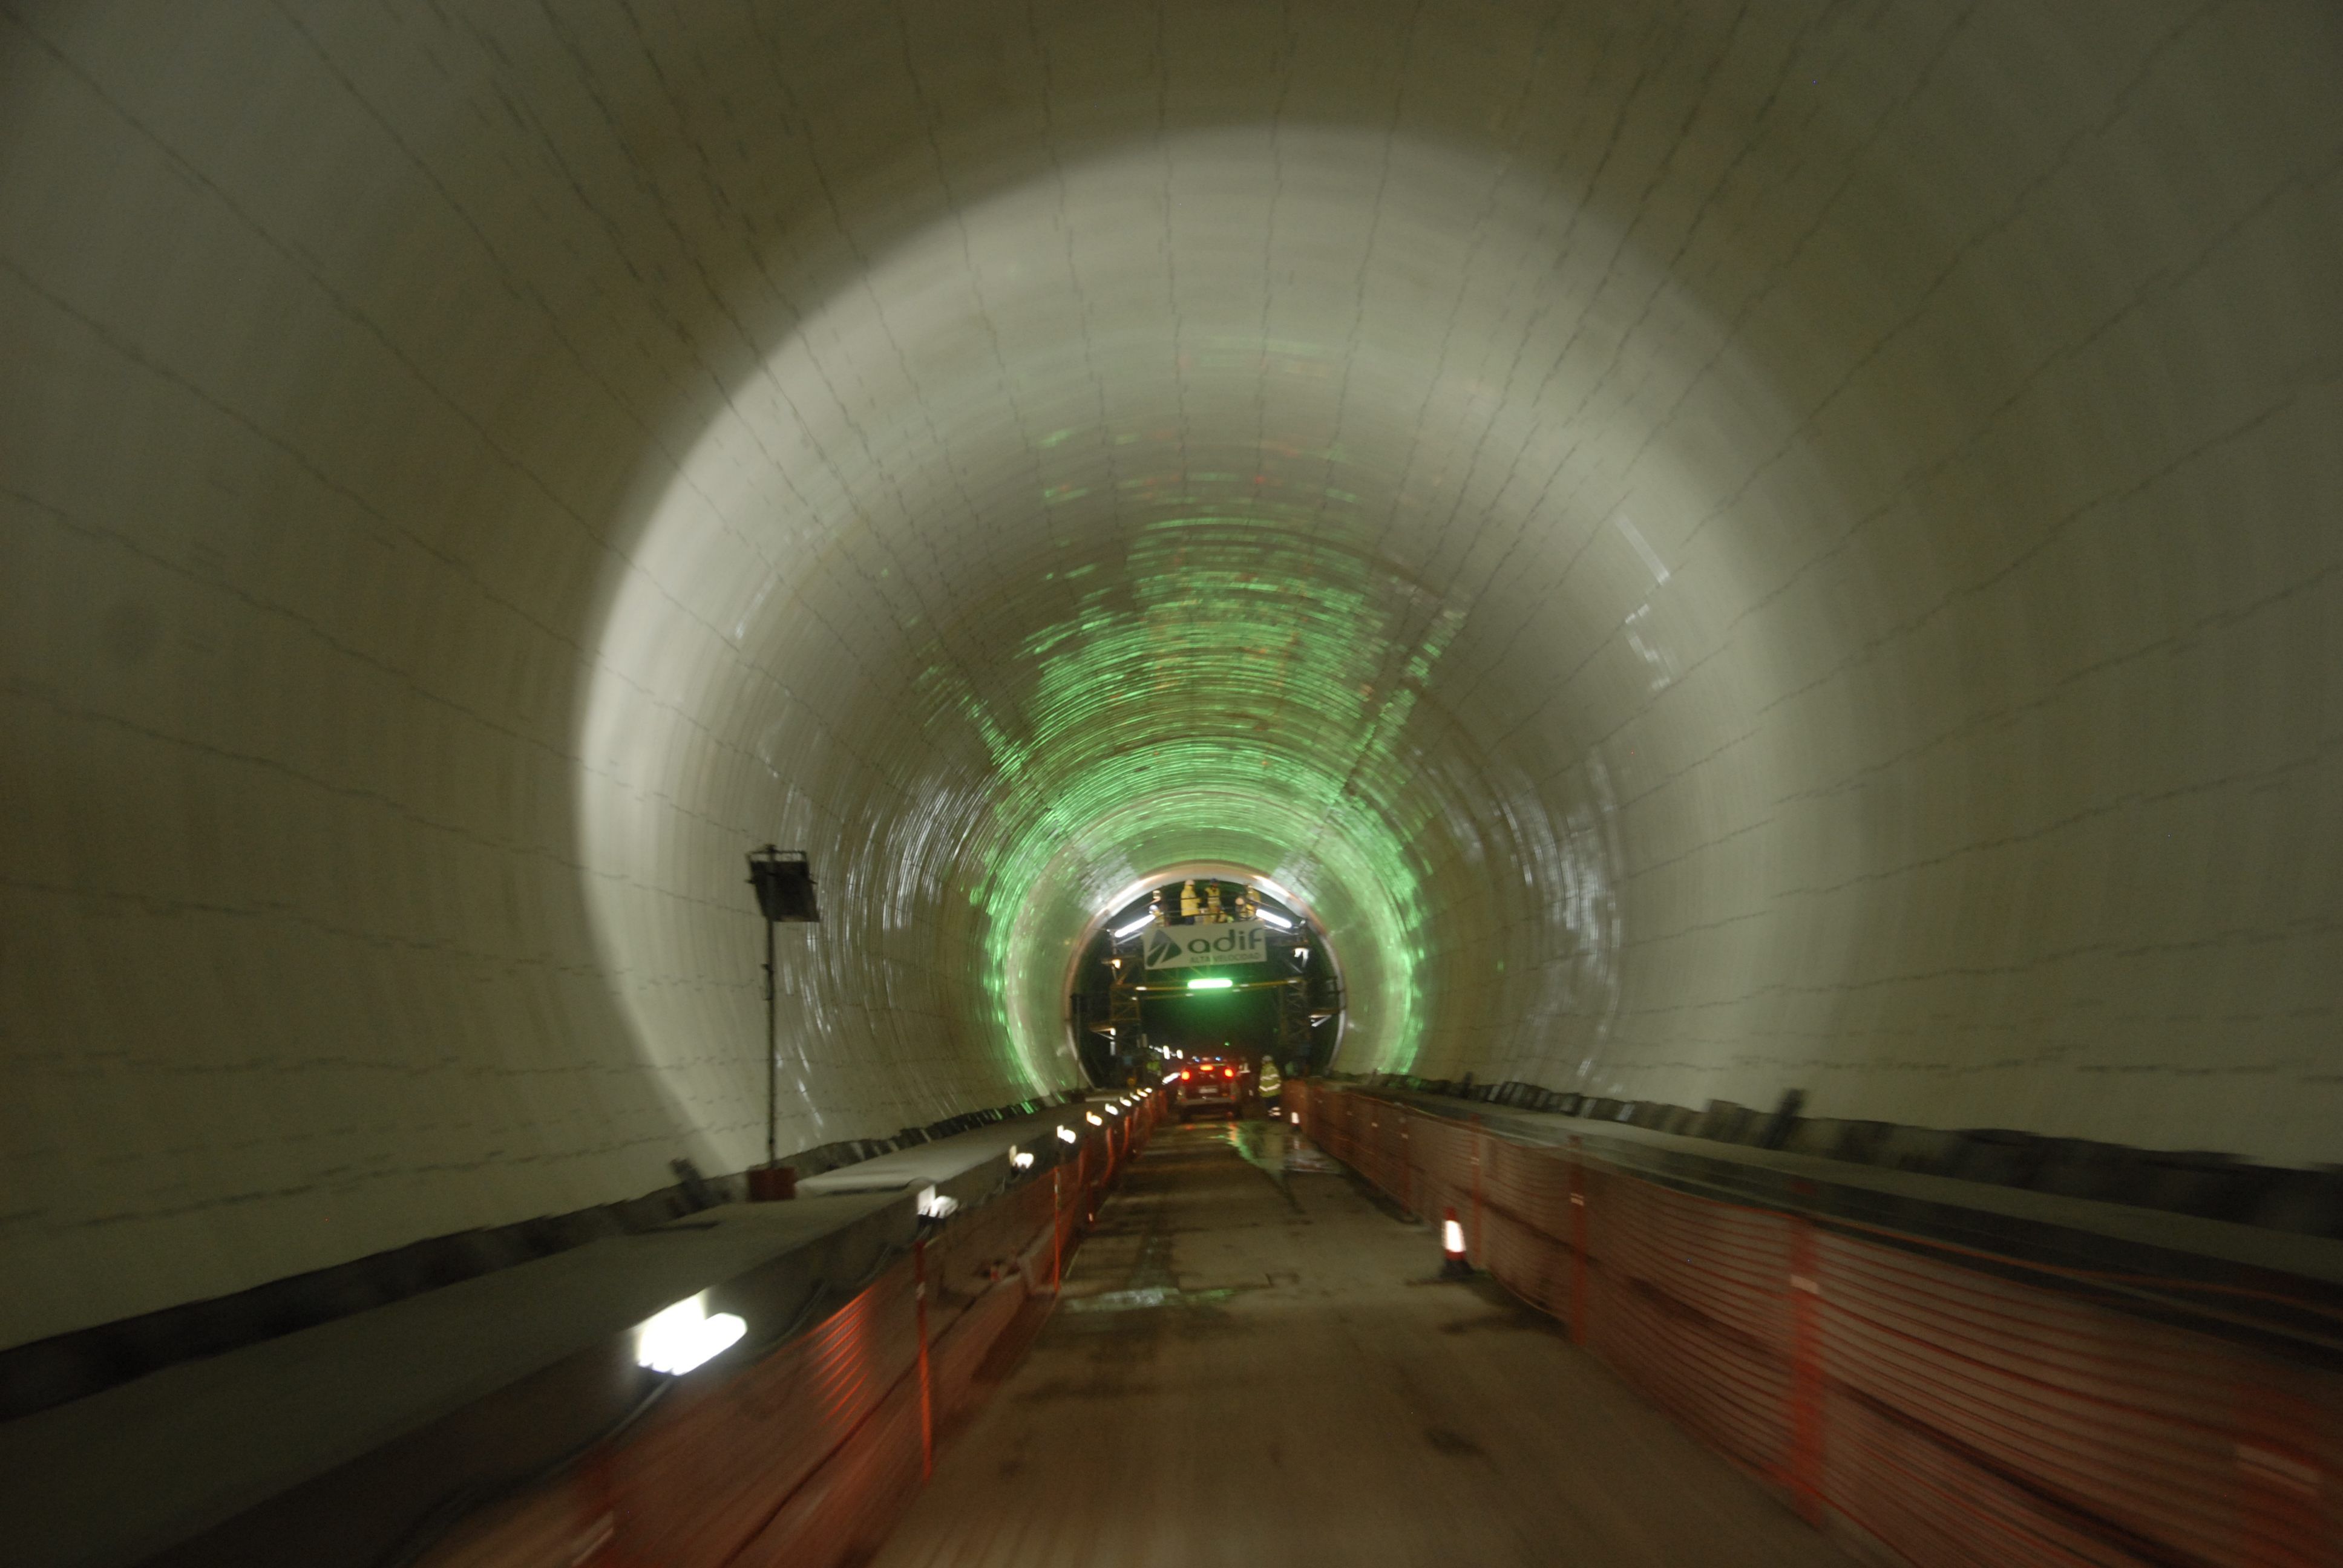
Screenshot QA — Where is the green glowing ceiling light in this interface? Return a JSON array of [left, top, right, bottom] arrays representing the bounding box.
[[1187, 976, 1235, 990], [936, 512, 1449, 1085]]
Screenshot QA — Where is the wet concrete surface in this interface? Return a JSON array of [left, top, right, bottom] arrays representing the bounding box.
[[868, 1117, 1853, 1567]]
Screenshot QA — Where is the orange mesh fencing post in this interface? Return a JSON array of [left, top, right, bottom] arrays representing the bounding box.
[[2234, 1357, 2331, 1567], [1081, 1142, 1095, 1229], [1470, 1114, 1486, 1265], [577, 1450, 628, 1568], [913, 1238, 934, 1485], [1786, 1211, 1824, 1527], [1568, 1140, 1589, 1346], [1400, 1112, 1414, 1217]]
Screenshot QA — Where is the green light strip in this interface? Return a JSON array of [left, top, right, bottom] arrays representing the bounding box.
[[902, 508, 1458, 1086]]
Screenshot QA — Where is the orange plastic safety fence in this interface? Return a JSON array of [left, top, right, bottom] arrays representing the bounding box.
[[420, 1097, 1164, 1568], [1286, 1081, 2342, 1568]]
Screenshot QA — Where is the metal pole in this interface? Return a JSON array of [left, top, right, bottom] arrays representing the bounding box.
[[764, 915, 778, 1168]]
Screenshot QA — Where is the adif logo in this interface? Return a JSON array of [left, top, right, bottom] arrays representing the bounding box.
[[1142, 920, 1270, 970]]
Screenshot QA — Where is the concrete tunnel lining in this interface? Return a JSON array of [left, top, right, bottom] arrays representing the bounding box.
[[2, 1, 2339, 1352]]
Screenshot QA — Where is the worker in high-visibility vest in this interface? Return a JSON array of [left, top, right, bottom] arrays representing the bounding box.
[[1256, 1055, 1283, 1117]]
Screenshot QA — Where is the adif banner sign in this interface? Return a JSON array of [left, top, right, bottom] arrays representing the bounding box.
[[1142, 920, 1270, 971]]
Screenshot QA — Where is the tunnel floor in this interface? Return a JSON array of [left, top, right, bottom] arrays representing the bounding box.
[[868, 1116, 1854, 1567]]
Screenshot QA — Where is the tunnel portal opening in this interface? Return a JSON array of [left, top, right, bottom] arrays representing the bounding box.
[[1069, 875, 1341, 1089]]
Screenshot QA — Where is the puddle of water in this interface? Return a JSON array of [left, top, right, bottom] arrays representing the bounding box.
[[1220, 1121, 1342, 1180], [1061, 1284, 1251, 1315], [1063, 1286, 1181, 1313]]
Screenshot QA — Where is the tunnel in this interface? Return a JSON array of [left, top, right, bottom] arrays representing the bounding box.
[[2, 3, 2339, 1564]]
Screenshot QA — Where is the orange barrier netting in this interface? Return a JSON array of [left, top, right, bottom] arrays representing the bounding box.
[[420, 1096, 1162, 1568], [1288, 1080, 2341, 1568]]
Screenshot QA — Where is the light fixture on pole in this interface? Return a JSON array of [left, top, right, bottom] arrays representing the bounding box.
[[744, 846, 818, 1198]]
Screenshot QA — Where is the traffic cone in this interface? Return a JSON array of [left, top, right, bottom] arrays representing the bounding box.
[[1440, 1206, 1472, 1279]]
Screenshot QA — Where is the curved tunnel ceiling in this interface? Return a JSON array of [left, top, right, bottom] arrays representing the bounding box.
[[3, 2, 2338, 1345], [583, 125, 1674, 1112]]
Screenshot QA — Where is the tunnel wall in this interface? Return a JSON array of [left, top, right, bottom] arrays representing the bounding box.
[[2, 0, 2338, 1350]]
